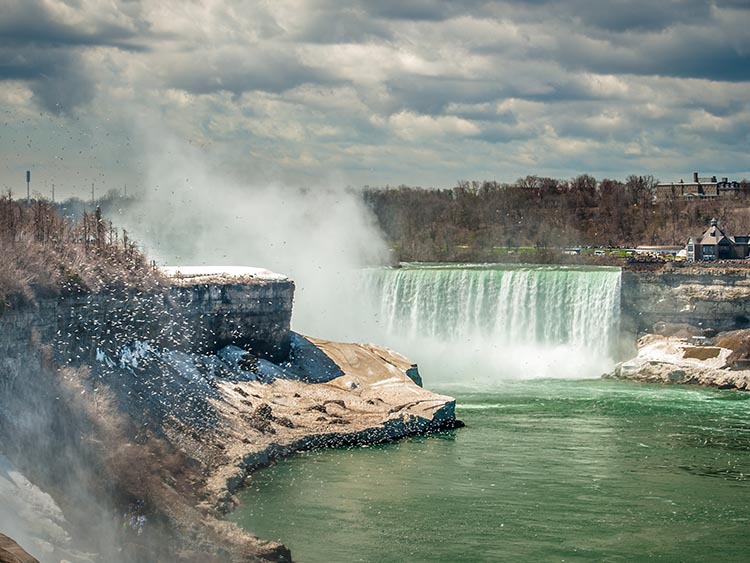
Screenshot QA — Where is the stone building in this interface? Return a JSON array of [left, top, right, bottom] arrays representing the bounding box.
[[686, 218, 750, 261], [656, 172, 741, 201]]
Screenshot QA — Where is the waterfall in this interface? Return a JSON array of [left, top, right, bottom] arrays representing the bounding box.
[[358, 263, 622, 384]]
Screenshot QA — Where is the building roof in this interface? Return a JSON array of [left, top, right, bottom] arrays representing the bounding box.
[[699, 219, 733, 246]]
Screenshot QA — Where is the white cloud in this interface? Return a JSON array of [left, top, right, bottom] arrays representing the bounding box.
[[1, 0, 749, 191], [372, 110, 480, 140]]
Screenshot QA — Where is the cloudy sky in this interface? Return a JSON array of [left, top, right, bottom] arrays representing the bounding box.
[[1, 0, 749, 198]]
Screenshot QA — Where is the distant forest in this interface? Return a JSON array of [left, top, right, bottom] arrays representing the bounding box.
[[363, 175, 750, 263]]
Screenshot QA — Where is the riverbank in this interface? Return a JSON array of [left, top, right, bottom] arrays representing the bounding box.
[[229, 379, 750, 563], [0, 266, 459, 563], [203, 337, 460, 515], [605, 332, 750, 390]]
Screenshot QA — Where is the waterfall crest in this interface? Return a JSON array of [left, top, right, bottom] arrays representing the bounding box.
[[360, 263, 622, 384]]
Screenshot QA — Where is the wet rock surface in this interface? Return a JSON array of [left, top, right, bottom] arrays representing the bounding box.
[[605, 333, 750, 390], [0, 273, 458, 562], [0, 534, 39, 563]]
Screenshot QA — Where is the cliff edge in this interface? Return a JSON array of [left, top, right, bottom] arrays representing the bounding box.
[[0, 534, 39, 563], [0, 267, 458, 563], [606, 332, 750, 391], [621, 265, 750, 336], [615, 265, 750, 390]]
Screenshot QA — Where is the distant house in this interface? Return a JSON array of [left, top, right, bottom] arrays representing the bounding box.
[[686, 218, 750, 261], [656, 172, 741, 201]]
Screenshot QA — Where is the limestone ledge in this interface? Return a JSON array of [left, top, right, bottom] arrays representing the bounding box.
[[604, 334, 750, 390], [621, 268, 750, 335], [191, 337, 459, 514], [0, 534, 38, 563]]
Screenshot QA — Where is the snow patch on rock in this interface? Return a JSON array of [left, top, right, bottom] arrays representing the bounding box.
[[161, 266, 288, 281]]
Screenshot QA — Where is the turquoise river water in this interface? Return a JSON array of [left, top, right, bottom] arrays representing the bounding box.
[[230, 380, 750, 562], [230, 265, 750, 562]]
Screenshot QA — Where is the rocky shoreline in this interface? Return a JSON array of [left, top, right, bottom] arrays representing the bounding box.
[[605, 332, 750, 391], [204, 337, 459, 516], [614, 264, 750, 391], [0, 268, 459, 563]]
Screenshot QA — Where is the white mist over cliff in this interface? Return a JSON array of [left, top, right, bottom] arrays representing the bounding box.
[[121, 128, 622, 386], [121, 129, 388, 339]]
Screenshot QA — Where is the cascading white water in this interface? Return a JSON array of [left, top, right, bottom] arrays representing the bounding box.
[[358, 263, 622, 385]]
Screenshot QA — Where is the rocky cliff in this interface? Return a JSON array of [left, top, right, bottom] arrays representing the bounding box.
[[612, 265, 750, 390], [0, 534, 38, 563], [621, 266, 750, 336], [0, 267, 458, 563], [0, 269, 298, 562]]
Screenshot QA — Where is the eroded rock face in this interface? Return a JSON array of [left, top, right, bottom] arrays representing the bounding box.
[[0, 276, 295, 374], [0, 534, 39, 563], [605, 334, 750, 390], [0, 271, 457, 563], [621, 268, 750, 336]]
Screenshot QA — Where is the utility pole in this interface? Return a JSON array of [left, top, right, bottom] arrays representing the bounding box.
[[91, 182, 95, 205], [124, 183, 127, 198], [52, 183, 55, 202], [26, 170, 30, 205]]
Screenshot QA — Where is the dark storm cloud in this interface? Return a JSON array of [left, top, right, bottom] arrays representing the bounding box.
[[380, 64, 618, 117], [496, 0, 714, 32], [0, 45, 96, 114], [0, 0, 147, 114], [298, 0, 498, 26], [0, 0, 147, 49], [350, 0, 721, 30], [166, 50, 337, 96], [303, 0, 488, 22], [29, 53, 97, 114], [569, 0, 712, 32], [454, 3, 750, 86], [1, 0, 749, 184], [550, 23, 750, 83]]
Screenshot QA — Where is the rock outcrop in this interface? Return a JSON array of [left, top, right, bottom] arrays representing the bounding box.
[[0, 535, 39, 563], [613, 265, 750, 390], [605, 334, 750, 390], [621, 266, 750, 336], [202, 336, 458, 512], [0, 267, 458, 562]]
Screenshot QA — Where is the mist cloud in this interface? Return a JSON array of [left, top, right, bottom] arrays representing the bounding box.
[[119, 123, 387, 337]]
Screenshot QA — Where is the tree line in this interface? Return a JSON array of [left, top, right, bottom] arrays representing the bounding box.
[[0, 194, 159, 310], [363, 175, 750, 262]]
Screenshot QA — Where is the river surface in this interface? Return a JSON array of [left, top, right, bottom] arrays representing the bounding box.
[[230, 379, 750, 562], [231, 264, 750, 561]]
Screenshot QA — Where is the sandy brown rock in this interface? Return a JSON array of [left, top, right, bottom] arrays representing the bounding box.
[[605, 333, 750, 390], [0, 535, 38, 563], [200, 337, 457, 508]]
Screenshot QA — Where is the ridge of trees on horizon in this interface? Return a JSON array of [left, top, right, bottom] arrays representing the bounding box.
[[364, 174, 750, 262], [10, 173, 750, 266]]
